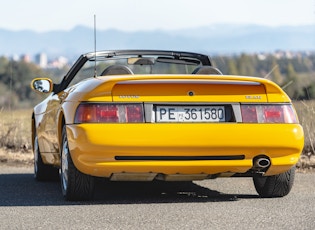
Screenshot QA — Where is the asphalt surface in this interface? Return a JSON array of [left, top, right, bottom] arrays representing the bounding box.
[[0, 165, 314, 230]]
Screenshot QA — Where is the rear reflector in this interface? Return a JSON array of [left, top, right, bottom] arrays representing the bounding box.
[[240, 104, 297, 123], [74, 103, 144, 123]]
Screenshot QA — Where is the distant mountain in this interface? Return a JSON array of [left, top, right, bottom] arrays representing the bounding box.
[[0, 24, 314, 59]]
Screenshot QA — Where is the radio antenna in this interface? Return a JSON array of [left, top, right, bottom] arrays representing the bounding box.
[[94, 14, 97, 77]]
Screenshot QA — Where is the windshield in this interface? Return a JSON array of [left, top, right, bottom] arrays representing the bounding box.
[[70, 55, 201, 86]]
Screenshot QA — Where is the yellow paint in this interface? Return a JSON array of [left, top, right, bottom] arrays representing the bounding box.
[[66, 123, 303, 177], [32, 74, 303, 178]]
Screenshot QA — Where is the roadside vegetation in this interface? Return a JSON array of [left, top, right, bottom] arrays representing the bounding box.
[[0, 109, 33, 165], [293, 100, 315, 170], [0, 53, 315, 169]]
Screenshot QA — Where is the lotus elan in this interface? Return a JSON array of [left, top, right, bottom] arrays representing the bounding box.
[[31, 50, 304, 200]]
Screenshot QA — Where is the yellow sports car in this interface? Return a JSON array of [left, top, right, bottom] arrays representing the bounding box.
[[31, 50, 304, 200]]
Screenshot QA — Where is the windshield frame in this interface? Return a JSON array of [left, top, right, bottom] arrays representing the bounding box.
[[54, 50, 213, 93]]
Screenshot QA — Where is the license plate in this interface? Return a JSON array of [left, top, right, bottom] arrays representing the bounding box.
[[155, 106, 225, 122]]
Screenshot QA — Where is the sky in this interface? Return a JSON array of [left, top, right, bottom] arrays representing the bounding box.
[[0, 0, 314, 32]]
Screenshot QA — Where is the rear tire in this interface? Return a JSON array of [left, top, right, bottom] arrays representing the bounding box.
[[253, 166, 296, 198], [34, 135, 59, 181], [60, 126, 95, 201]]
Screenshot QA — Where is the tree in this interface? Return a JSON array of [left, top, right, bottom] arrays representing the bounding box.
[[227, 59, 238, 75], [283, 62, 301, 99], [268, 58, 283, 85], [237, 53, 256, 76], [0, 57, 47, 108]]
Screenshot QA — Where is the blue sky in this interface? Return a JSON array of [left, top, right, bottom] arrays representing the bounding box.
[[0, 0, 314, 32]]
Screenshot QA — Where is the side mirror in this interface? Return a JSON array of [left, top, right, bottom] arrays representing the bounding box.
[[31, 78, 53, 93]]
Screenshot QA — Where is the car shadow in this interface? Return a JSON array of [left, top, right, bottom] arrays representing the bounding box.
[[93, 179, 258, 204], [0, 173, 258, 207]]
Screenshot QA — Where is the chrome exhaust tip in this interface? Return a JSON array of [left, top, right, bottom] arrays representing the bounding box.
[[254, 157, 271, 169]]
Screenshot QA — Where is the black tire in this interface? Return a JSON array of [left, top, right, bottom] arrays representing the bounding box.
[[60, 126, 95, 201], [34, 135, 59, 181], [253, 166, 296, 198]]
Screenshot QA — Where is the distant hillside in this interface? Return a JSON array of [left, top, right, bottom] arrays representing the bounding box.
[[1, 24, 314, 58]]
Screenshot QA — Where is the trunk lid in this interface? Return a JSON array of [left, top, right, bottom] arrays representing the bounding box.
[[110, 75, 287, 103]]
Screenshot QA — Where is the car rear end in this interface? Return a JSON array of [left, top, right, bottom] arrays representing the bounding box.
[[65, 75, 304, 181]]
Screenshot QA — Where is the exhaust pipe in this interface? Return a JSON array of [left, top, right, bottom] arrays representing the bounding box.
[[254, 157, 271, 169]]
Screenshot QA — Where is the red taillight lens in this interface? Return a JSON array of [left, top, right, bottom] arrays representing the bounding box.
[[263, 106, 283, 123], [125, 104, 144, 122], [99, 105, 119, 122], [240, 105, 258, 123], [74, 103, 144, 123], [241, 104, 297, 123]]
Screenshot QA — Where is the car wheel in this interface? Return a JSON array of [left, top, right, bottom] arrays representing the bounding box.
[[253, 166, 296, 198], [60, 126, 95, 201], [34, 135, 59, 181]]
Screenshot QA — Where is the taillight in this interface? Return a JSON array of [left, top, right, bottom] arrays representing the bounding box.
[[74, 103, 144, 123], [241, 104, 297, 123], [125, 104, 144, 122]]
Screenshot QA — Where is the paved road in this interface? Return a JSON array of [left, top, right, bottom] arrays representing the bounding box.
[[0, 165, 314, 230]]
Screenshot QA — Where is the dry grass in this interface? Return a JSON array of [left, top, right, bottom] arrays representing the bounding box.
[[293, 100, 315, 153], [0, 109, 33, 165], [0, 148, 33, 166], [0, 109, 32, 150], [293, 100, 315, 171], [0, 104, 314, 170]]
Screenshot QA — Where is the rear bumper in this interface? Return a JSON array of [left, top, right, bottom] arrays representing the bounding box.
[[66, 123, 304, 178]]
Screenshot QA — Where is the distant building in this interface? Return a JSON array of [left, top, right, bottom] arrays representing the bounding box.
[[21, 54, 31, 63], [35, 53, 48, 68], [49, 56, 68, 69], [11, 54, 20, 61]]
